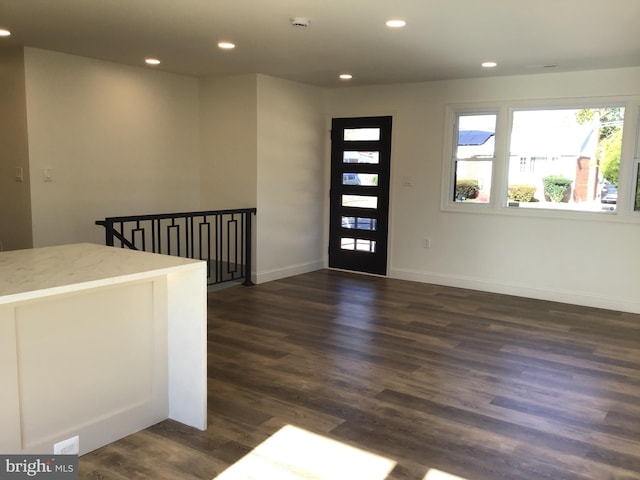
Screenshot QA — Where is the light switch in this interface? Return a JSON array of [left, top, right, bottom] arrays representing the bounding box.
[[43, 168, 53, 182], [402, 175, 413, 187], [15, 167, 24, 182]]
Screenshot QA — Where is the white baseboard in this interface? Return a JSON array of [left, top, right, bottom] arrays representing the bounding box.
[[390, 267, 640, 315], [255, 260, 324, 284]]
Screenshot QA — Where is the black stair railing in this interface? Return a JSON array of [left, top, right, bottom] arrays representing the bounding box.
[[96, 208, 256, 286]]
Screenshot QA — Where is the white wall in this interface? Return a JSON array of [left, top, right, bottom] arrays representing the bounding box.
[[24, 48, 201, 247], [325, 67, 640, 313], [256, 75, 325, 282], [199, 74, 257, 209], [0, 47, 32, 251], [15, 46, 640, 313], [198, 74, 324, 283]]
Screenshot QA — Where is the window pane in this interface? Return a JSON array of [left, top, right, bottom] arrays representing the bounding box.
[[508, 108, 624, 213], [342, 195, 378, 209], [635, 164, 640, 212], [356, 239, 376, 252], [341, 238, 376, 252], [456, 114, 496, 159], [342, 217, 377, 231], [344, 128, 380, 141], [342, 173, 378, 186], [454, 161, 492, 203], [343, 151, 379, 164]]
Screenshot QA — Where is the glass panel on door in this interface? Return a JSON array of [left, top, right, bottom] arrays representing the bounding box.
[[341, 238, 377, 252], [343, 128, 381, 141], [341, 217, 377, 231], [342, 173, 378, 186], [342, 195, 378, 209], [343, 151, 380, 164]]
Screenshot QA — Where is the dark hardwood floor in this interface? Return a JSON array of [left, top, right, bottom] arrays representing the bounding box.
[[80, 269, 640, 480]]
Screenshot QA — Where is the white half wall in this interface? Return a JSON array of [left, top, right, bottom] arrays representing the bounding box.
[[325, 67, 640, 313], [256, 75, 325, 283], [24, 48, 201, 247]]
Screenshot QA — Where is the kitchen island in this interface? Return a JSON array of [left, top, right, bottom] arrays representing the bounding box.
[[0, 243, 207, 455]]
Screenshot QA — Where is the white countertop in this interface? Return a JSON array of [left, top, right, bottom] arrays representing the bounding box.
[[0, 243, 205, 304]]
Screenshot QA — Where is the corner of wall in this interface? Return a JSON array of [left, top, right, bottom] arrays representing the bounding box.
[[0, 46, 33, 251]]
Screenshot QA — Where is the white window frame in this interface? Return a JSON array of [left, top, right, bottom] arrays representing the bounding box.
[[441, 106, 507, 211], [442, 97, 640, 222], [632, 106, 640, 213]]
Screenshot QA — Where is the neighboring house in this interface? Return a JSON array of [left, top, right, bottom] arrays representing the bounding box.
[[508, 120, 600, 204]]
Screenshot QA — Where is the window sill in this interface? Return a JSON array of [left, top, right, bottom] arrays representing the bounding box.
[[441, 201, 640, 223]]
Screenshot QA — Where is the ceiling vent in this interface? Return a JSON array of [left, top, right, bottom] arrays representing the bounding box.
[[291, 17, 310, 28]]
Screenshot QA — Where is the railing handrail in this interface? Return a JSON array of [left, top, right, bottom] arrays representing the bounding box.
[[96, 207, 257, 225], [96, 208, 256, 287]]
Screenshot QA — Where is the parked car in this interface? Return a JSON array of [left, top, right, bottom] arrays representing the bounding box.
[[343, 173, 361, 185], [600, 183, 617, 204]]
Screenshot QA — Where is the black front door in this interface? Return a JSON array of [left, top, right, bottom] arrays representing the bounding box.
[[329, 116, 392, 275]]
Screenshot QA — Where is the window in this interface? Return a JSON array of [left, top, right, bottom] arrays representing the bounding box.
[[530, 156, 546, 173], [634, 109, 640, 212], [635, 162, 640, 211], [519, 157, 526, 173], [444, 99, 640, 218], [343, 128, 380, 141], [343, 151, 379, 164], [507, 107, 624, 213], [452, 113, 496, 203]]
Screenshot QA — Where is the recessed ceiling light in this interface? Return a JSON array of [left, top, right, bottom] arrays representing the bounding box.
[[482, 61, 498, 68], [339, 74, 353, 80], [145, 58, 160, 65], [218, 41, 236, 50], [0, 28, 11, 37], [386, 19, 406, 28]]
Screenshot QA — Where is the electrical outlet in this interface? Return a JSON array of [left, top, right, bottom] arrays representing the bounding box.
[[54, 436, 79, 455]]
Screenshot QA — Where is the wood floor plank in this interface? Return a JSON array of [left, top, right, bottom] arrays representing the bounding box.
[[80, 270, 640, 480]]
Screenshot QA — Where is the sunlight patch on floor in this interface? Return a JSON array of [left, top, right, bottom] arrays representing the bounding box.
[[213, 425, 396, 480], [423, 468, 469, 480]]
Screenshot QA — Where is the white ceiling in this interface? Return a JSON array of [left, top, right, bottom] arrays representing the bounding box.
[[1, 0, 639, 87]]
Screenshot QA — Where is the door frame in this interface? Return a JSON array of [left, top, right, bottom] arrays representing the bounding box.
[[328, 115, 392, 275]]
